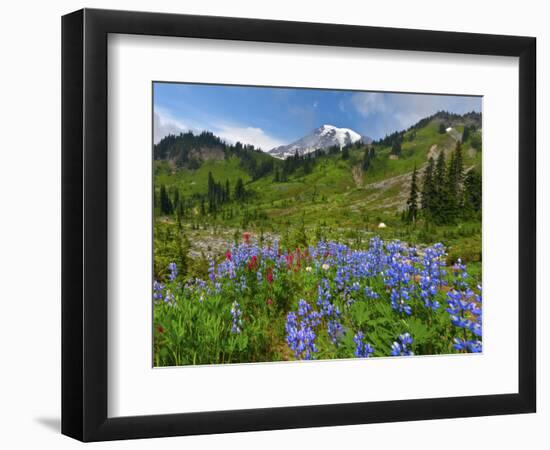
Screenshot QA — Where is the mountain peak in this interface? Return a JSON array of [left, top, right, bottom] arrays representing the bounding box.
[[269, 125, 369, 159]]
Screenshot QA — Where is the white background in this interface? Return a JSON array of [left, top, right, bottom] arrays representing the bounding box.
[[0, 0, 547, 449], [108, 35, 518, 417]]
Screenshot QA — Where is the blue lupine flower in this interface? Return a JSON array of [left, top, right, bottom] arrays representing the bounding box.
[[446, 261, 483, 352], [390, 333, 414, 356], [157, 238, 481, 360], [286, 299, 322, 360], [328, 319, 344, 344], [453, 338, 482, 353], [153, 280, 165, 301], [230, 301, 243, 334], [256, 269, 263, 282], [208, 260, 216, 283], [354, 331, 374, 358], [164, 290, 174, 303], [385, 252, 415, 316], [468, 340, 483, 353], [417, 243, 446, 310], [167, 262, 178, 282], [316, 279, 343, 344], [364, 286, 379, 299]]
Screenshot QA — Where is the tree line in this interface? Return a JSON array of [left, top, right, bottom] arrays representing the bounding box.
[[405, 142, 481, 224], [157, 172, 248, 217]]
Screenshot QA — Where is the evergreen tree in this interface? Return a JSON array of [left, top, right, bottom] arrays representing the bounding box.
[[445, 150, 457, 219], [177, 227, 190, 277], [470, 132, 482, 151], [453, 142, 464, 210], [462, 125, 470, 143], [406, 165, 419, 223], [463, 169, 482, 218], [391, 140, 402, 156], [177, 201, 184, 220], [225, 179, 231, 202], [438, 123, 447, 134], [432, 150, 448, 224], [369, 147, 375, 160], [362, 147, 371, 170], [341, 147, 350, 160], [454, 141, 464, 185], [172, 189, 180, 211], [159, 184, 173, 215], [235, 178, 245, 202], [445, 142, 464, 220], [421, 157, 436, 214]]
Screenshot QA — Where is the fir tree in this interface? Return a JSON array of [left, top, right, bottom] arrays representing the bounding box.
[[172, 189, 180, 211], [432, 150, 448, 224], [391, 140, 402, 156], [362, 147, 371, 170], [225, 179, 231, 202], [445, 142, 464, 220], [159, 184, 173, 215], [235, 178, 245, 202], [406, 165, 419, 223], [421, 157, 436, 214], [176, 226, 190, 277], [452, 142, 464, 210], [462, 125, 470, 143], [463, 169, 482, 218]]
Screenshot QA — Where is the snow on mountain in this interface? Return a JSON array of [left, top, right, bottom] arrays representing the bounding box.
[[268, 124, 370, 159]]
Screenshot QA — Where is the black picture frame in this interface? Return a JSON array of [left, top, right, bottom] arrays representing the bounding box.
[[61, 8, 536, 442]]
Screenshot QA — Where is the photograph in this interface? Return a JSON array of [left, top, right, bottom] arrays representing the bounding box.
[[152, 83, 483, 366]]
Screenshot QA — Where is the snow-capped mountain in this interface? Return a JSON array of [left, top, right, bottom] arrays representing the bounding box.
[[268, 124, 371, 159]]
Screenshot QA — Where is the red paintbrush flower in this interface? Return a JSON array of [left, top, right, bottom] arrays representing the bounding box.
[[225, 251, 232, 261], [266, 267, 273, 284], [286, 253, 294, 269], [266, 298, 273, 306], [248, 255, 258, 271], [243, 232, 251, 244]]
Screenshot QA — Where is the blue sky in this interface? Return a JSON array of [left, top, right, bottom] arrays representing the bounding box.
[[154, 82, 482, 150]]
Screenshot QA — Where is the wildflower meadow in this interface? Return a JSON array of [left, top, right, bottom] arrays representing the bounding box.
[[152, 84, 483, 367], [153, 236, 482, 366]]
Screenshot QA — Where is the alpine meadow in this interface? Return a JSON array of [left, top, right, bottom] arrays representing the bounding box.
[[152, 84, 482, 366]]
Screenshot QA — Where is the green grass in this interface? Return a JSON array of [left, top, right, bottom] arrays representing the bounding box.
[[155, 117, 482, 274], [155, 156, 251, 197]]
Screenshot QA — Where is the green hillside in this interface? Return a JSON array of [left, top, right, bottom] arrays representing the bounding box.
[[153, 111, 482, 279]]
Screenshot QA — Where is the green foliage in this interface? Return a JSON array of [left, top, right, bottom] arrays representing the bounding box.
[[421, 157, 436, 214], [470, 131, 482, 151], [405, 165, 419, 223], [153, 239, 482, 366], [234, 177, 246, 201], [421, 142, 474, 225], [391, 140, 402, 156], [153, 110, 482, 313], [159, 184, 173, 215]]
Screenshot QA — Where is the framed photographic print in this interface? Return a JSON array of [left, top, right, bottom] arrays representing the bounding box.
[[61, 8, 536, 442]]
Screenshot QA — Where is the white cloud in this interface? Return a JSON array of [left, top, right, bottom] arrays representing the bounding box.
[[351, 92, 387, 116], [215, 124, 286, 151], [153, 110, 191, 144], [350, 92, 481, 138], [154, 108, 285, 151]]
